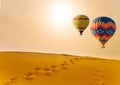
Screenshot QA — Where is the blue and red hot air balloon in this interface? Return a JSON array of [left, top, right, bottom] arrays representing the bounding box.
[[91, 17, 116, 48]]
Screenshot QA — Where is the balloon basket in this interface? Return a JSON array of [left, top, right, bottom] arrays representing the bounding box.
[[101, 46, 105, 48]]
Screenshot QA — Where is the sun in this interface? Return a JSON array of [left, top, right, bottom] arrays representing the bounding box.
[[50, 2, 73, 27]]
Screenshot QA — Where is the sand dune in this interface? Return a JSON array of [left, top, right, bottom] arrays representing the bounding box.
[[0, 52, 120, 85]]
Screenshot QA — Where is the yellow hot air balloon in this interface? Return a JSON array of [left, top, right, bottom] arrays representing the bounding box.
[[73, 15, 89, 35]]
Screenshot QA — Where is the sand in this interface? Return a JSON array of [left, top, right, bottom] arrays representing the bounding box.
[[0, 52, 120, 85]]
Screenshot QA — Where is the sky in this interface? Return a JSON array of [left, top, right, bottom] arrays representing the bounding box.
[[0, 0, 120, 59]]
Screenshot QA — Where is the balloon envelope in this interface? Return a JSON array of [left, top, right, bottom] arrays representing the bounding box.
[[91, 16, 116, 48], [73, 15, 89, 35]]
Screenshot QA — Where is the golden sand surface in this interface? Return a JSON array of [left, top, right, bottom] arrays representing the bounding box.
[[0, 52, 120, 85]]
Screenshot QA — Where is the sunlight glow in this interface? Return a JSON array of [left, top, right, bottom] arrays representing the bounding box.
[[50, 2, 73, 27]]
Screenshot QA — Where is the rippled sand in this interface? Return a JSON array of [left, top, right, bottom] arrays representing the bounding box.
[[0, 52, 120, 85]]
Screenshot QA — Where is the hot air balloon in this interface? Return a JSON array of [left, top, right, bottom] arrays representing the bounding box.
[[90, 16, 116, 48], [73, 15, 89, 35]]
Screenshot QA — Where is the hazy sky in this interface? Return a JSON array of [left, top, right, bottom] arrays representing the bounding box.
[[0, 0, 120, 59]]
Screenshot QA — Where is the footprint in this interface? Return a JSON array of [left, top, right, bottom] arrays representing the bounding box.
[[91, 71, 103, 77], [24, 72, 35, 80], [60, 64, 68, 69], [51, 65, 58, 73], [74, 57, 79, 60], [4, 76, 21, 85], [69, 59, 75, 64], [51, 65, 57, 68], [10, 77, 19, 82], [63, 61, 69, 65], [92, 67, 102, 73], [34, 67, 42, 73], [43, 68, 52, 76]]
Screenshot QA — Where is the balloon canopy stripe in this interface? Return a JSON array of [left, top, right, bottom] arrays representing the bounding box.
[[91, 28, 115, 36], [91, 22, 116, 30], [93, 17, 115, 24], [73, 18, 89, 20]]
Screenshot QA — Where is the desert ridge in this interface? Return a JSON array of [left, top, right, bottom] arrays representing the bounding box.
[[0, 52, 120, 85]]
